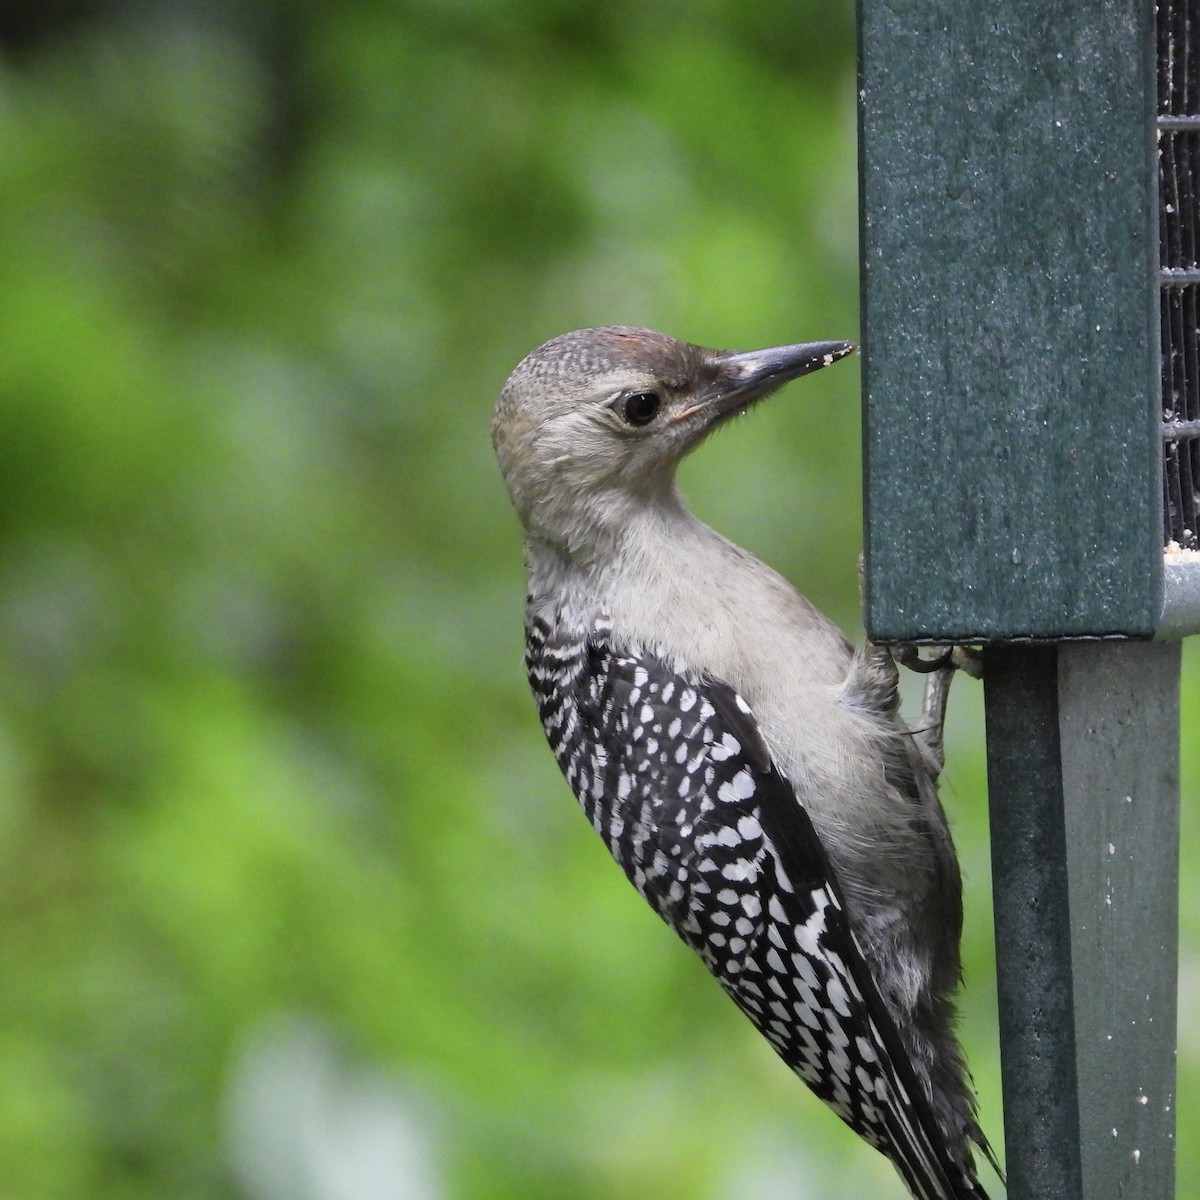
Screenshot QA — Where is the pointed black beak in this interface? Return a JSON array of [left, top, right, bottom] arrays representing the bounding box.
[[677, 340, 857, 425], [718, 340, 856, 393]]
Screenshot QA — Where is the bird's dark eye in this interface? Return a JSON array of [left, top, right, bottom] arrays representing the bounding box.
[[618, 391, 661, 427]]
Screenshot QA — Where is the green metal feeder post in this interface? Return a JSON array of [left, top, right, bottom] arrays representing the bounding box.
[[857, 2, 1197, 1196]]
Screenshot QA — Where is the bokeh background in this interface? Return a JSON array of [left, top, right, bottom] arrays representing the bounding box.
[[0, 3, 1196, 1198]]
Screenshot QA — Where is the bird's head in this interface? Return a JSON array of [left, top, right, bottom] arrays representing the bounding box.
[[492, 325, 855, 560]]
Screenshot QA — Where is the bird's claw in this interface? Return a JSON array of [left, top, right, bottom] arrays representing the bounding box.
[[891, 644, 954, 674], [891, 643, 983, 678], [891, 644, 983, 776]]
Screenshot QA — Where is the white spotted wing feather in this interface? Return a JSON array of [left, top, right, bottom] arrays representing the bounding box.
[[526, 611, 987, 1200]]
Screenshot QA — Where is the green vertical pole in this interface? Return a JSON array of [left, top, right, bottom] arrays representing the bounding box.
[[858, 3, 1182, 1195], [982, 646, 1082, 1198], [984, 643, 1180, 1200]]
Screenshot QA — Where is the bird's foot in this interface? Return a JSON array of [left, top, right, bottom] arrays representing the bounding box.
[[891, 645, 983, 776], [890, 644, 983, 678]]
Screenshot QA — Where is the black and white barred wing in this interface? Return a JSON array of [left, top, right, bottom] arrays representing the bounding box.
[[526, 617, 985, 1200]]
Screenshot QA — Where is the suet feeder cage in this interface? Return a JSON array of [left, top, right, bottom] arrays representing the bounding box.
[[857, 2, 1197, 1197]]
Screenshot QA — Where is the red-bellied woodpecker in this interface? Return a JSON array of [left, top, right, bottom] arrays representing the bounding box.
[[492, 325, 996, 1199]]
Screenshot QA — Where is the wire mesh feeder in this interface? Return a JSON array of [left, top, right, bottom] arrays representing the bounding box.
[[1160, 0, 1200, 551]]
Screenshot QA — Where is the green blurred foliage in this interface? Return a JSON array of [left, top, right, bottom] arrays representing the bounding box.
[[0, 3, 1195, 1198]]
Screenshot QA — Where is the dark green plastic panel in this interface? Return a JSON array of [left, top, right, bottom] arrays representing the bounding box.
[[858, 2, 1162, 641]]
